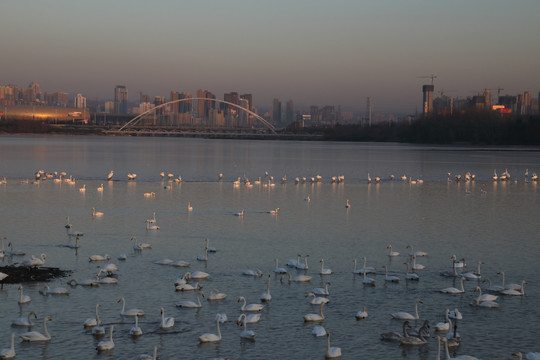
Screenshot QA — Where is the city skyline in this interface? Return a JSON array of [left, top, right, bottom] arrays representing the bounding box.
[[2, 1, 540, 114]]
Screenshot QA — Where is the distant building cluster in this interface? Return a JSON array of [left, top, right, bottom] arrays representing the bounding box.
[[0, 82, 86, 109], [2, 81, 539, 130], [422, 84, 539, 116]]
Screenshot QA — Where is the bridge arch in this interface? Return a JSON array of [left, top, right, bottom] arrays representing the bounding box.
[[119, 98, 277, 134]]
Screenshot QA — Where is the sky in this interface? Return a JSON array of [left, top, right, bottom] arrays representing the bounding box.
[[2, 0, 540, 114]]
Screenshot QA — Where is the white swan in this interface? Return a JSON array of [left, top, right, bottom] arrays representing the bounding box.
[[355, 307, 368, 320], [39, 285, 69, 296], [97, 183, 104, 192], [0, 333, 15, 359], [391, 299, 422, 320], [208, 289, 227, 301], [107, 170, 114, 180], [242, 269, 263, 277], [89, 254, 110, 262], [160, 308, 174, 329], [196, 247, 208, 261], [236, 314, 255, 340], [154, 258, 174, 265], [296, 254, 309, 270], [101, 263, 118, 275], [286, 254, 301, 267], [92, 313, 105, 335], [448, 308, 462, 320], [304, 302, 326, 322], [435, 309, 452, 332], [7, 242, 24, 256], [216, 313, 228, 323], [97, 271, 118, 285], [176, 291, 204, 308], [199, 315, 222, 343], [191, 270, 209, 279], [440, 277, 466, 294], [17, 285, 31, 304], [96, 325, 115, 351], [187, 202, 193, 212], [312, 282, 331, 296], [441, 337, 479, 359], [325, 332, 341, 358], [461, 261, 483, 280], [132, 236, 151, 250], [175, 281, 201, 292], [406, 244, 428, 257], [501, 280, 526, 296], [20, 317, 52, 342], [380, 320, 411, 342], [171, 259, 190, 267], [130, 314, 142, 336], [501, 271, 524, 291], [362, 269, 376, 286], [118, 297, 145, 317], [11, 312, 37, 327], [404, 261, 419, 280], [139, 346, 158, 360], [319, 259, 333, 275], [473, 286, 498, 302], [411, 255, 425, 270], [79, 184, 86, 192], [174, 272, 191, 286], [384, 265, 400, 283], [312, 325, 327, 337], [294, 274, 312, 282], [205, 238, 216, 253], [92, 207, 103, 217], [513, 352, 540, 360], [145, 219, 160, 231], [22, 253, 46, 267], [268, 207, 279, 215], [83, 304, 100, 328], [68, 276, 99, 287], [345, 199, 351, 208], [306, 292, 329, 305], [235, 209, 245, 217], [353, 257, 376, 274], [387, 244, 400, 257], [260, 275, 272, 302], [238, 296, 264, 312], [273, 259, 287, 274], [440, 256, 460, 277]]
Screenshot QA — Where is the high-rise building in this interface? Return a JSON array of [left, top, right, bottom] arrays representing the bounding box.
[[422, 85, 434, 115], [285, 99, 294, 124], [114, 85, 128, 114], [272, 98, 281, 126], [74, 93, 86, 109], [196, 90, 215, 119], [223, 92, 239, 116], [240, 94, 252, 111]]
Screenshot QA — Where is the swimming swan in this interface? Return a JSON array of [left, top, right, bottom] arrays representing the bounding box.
[[237, 314, 255, 340], [0, 333, 15, 359], [96, 325, 115, 351], [238, 296, 264, 312], [160, 308, 174, 329], [391, 299, 422, 320], [199, 315, 222, 343], [325, 331, 341, 358], [118, 297, 145, 317], [304, 302, 326, 322], [20, 317, 52, 342]]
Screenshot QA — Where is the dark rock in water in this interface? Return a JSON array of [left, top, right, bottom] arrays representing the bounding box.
[[0, 265, 71, 284]]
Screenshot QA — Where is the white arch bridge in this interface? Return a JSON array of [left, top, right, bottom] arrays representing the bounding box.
[[113, 98, 277, 135]]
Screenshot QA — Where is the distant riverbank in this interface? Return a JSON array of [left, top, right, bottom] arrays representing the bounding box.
[[2, 112, 540, 145]]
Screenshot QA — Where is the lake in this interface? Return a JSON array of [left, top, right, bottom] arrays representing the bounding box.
[[0, 134, 538, 359]]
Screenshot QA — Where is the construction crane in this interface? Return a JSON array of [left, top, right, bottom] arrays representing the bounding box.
[[417, 74, 437, 85]]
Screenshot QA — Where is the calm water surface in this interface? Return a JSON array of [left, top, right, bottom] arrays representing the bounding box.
[[0, 135, 539, 359]]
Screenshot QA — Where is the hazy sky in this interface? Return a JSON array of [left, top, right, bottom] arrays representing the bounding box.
[[2, 0, 539, 113]]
